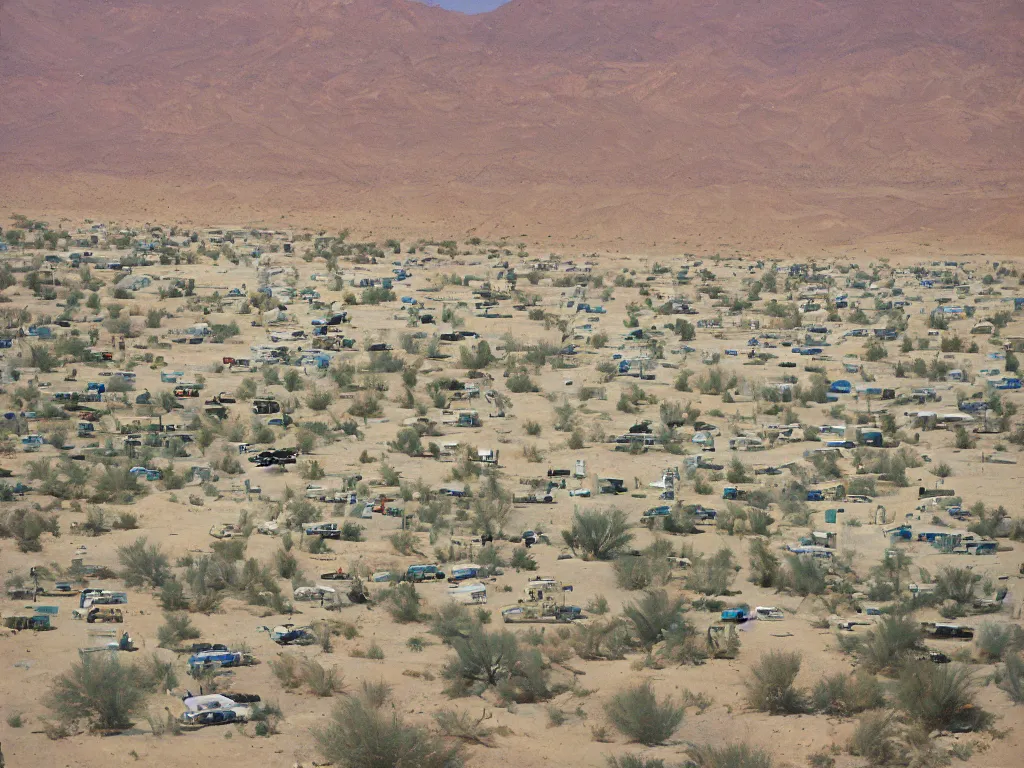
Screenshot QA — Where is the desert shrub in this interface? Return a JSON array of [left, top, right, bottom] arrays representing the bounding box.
[[0, 507, 60, 551], [997, 653, 1024, 703], [604, 681, 683, 746], [812, 672, 885, 716], [138, 653, 179, 694], [746, 651, 806, 714], [684, 547, 737, 596], [976, 622, 1023, 662], [746, 509, 773, 536], [112, 512, 139, 530], [92, 464, 146, 503], [954, 425, 975, 449], [686, 743, 774, 768], [507, 371, 538, 393], [572, 618, 633, 661], [389, 530, 418, 555], [783, 554, 827, 596], [510, 547, 538, 571], [390, 427, 423, 456], [159, 580, 190, 611], [622, 589, 687, 650], [726, 458, 750, 484], [896, 662, 990, 732], [348, 391, 383, 418], [552, 400, 576, 431], [117, 537, 171, 588], [607, 757, 669, 768], [748, 538, 781, 588], [275, 549, 299, 579], [157, 612, 201, 649], [614, 556, 657, 591], [441, 625, 550, 703], [269, 653, 303, 689], [562, 508, 634, 560], [935, 566, 981, 608], [433, 707, 496, 747], [299, 459, 325, 481], [430, 602, 476, 645], [340, 522, 364, 541], [301, 658, 346, 697], [661, 506, 698, 535], [848, 711, 902, 766], [306, 388, 334, 411], [210, 538, 246, 562], [44, 654, 149, 731], [313, 689, 463, 768], [859, 614, 923, 673], [384, 582, 423, 623]]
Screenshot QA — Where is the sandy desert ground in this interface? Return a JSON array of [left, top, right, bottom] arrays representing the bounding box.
[[0, 220, 1022, 768]]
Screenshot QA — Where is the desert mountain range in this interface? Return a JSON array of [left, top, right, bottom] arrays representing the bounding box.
[[1, 0, 1022, 248]]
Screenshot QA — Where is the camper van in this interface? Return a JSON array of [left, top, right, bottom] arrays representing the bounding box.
[[447, 582, 487, 605]]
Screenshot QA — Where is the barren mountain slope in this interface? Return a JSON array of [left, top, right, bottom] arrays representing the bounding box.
[[1, 0, 1022, 246]]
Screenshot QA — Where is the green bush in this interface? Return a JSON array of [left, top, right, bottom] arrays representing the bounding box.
[[997, 653, 1024, 703], [783, 554, 827, 596], [159, 580, 190, 611], [848, 711, 902, 766], [430, 602, 476, 645], [686, 743, 774, 768], [859, 614, 923, 673], [313, 689, 463, 768], [745, 651, 806, 714], [684, 547, 737, 596], [604, 681, 683, 746], [507, 370, 539, 393], [562, 508, 634, 560], [117, 537, 171, 588], [976, 622, 1023, 662], [510, 548, 538, 571], [812, 672, 885, 716], [748, 538, 781, 588], [157, 612, 201, 649], [622, 589, 687, 650], [44, 654, 150, 731], [896, 662, 990, 732], [384, 582, 423, 623], [441, 625, 550, 703]]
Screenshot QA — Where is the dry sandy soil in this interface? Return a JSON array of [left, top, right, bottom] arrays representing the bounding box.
[[0, 224, 1022, 768]]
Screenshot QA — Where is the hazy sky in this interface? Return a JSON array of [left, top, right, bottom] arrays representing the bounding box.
[[418, 0, 510, 13]]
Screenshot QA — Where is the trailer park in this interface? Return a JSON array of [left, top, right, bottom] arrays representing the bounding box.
[[0, 223, 1023, 768]]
